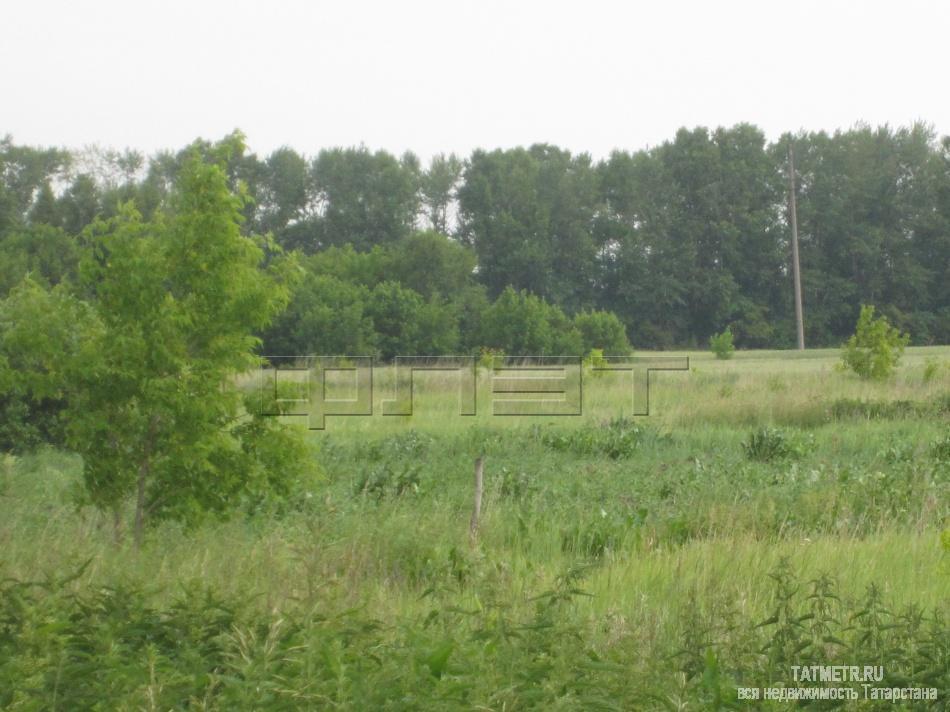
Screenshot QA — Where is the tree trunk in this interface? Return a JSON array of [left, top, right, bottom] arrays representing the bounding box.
[[133, 463, 147, 549], [133, 416, 159, 549], [112, 506, 123, 545]]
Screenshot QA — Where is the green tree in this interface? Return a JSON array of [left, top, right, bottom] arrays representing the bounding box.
[[421, 153, 462, 234], [709, 327, 736, 360], [307, 147, 420, 251], [458, 145, 599, 312], [840, 305, 910, 380], [598, 125, 784, 348], [596, 148, 690, 347], [366, 281, 459, 359], [262, 274, 376, 357], [0, 224, 79, 296], [0, 149, 308, 545], [27, 182, 60, 227], [0, 136, 70, 225], [57, 174, 101, 237], [256, 146, 311, 235], [479, 287, 583, 355], [573, 310, 632, 356], [387, 231, 477, 299]]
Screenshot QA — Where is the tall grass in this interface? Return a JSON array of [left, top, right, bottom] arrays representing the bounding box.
[[2, 346, 948, 708]]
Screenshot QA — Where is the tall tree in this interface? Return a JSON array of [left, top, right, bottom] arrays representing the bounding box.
[[459, 145, 598, 312], [304, 147, 420, 252], [421, 153, 463, 234], [0, 136, 69, 230], [256, 146, 311, 236]]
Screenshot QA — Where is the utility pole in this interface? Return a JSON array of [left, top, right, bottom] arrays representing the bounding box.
[[787, 143, 805, 350]]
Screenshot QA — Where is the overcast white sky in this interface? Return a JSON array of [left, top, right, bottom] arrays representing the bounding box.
[[3, 0, 948, 161]]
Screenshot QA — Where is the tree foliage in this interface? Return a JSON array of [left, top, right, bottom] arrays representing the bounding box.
[[840, 305, 910, 380], [573, 310, 632, 356], [479, 287, 584, 356], [2, 122, 950, 360], [0, 148, 312, 543], [709, 327, 736, 360]]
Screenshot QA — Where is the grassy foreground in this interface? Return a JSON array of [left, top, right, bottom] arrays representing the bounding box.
[[1, 347, 948, 709]]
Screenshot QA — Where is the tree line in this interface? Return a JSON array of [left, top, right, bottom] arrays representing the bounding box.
[[2, 122, 949, 358], [1, 126, 948, 535]]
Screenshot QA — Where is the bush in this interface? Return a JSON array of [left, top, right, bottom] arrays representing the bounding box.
[[367, 281, 460, 359], [709, 327, 735, 360], [477, 346, 504, 371], [582, 347, 608, 377], [573, 310, 632, 356], [742, 426, 810, 462], [479, 287, 583, 356], [261, 274, 376, 357], [840, 305, 909, 380], [540, 417, 648, 459]]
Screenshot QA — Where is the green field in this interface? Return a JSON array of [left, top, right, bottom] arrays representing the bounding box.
[[2, 347, 948, 709]]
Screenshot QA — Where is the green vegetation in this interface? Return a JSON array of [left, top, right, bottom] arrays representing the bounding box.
[[741, 425, 812, 462], [1, 348, 948, 708], [841, 304, 911, 380], [0, 142, 314, 546], [710, 327, 736, 360], [2, 125, 950, 707], [4, 124, 950, 355]]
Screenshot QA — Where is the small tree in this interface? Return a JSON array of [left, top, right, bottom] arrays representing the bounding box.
[[582, 348, 609, 378], [574, 310, 632, 356], [0, 143, 311, 545], [709, 327, 735, 360], [840, 305, 910, 380], [479, 287, 583, 355]]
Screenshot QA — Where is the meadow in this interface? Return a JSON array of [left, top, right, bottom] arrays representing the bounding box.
[[1, 347, 948, 710]]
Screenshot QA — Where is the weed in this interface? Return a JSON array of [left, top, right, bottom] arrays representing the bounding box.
[[742, 426, 811, 462], [540, 416, 648, 459]]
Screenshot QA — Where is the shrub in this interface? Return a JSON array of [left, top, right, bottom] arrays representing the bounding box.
[[540, 416, 647, 459], [478, 287, 583, 356], [840, 305, 910, 380], [742, 426, 810, 462], [709, 327, 735, 360], [582, 347, 608, 377], [573, 310, 632, 356], [367, 281, 460, 359], [477, 346, 504, 371], [261, 274, 376, 357]]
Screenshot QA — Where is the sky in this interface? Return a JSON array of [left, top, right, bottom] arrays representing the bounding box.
[[4, 0, 949, 162]]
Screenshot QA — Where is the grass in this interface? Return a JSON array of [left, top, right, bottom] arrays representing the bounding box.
[[1, 346, 948, 709]]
